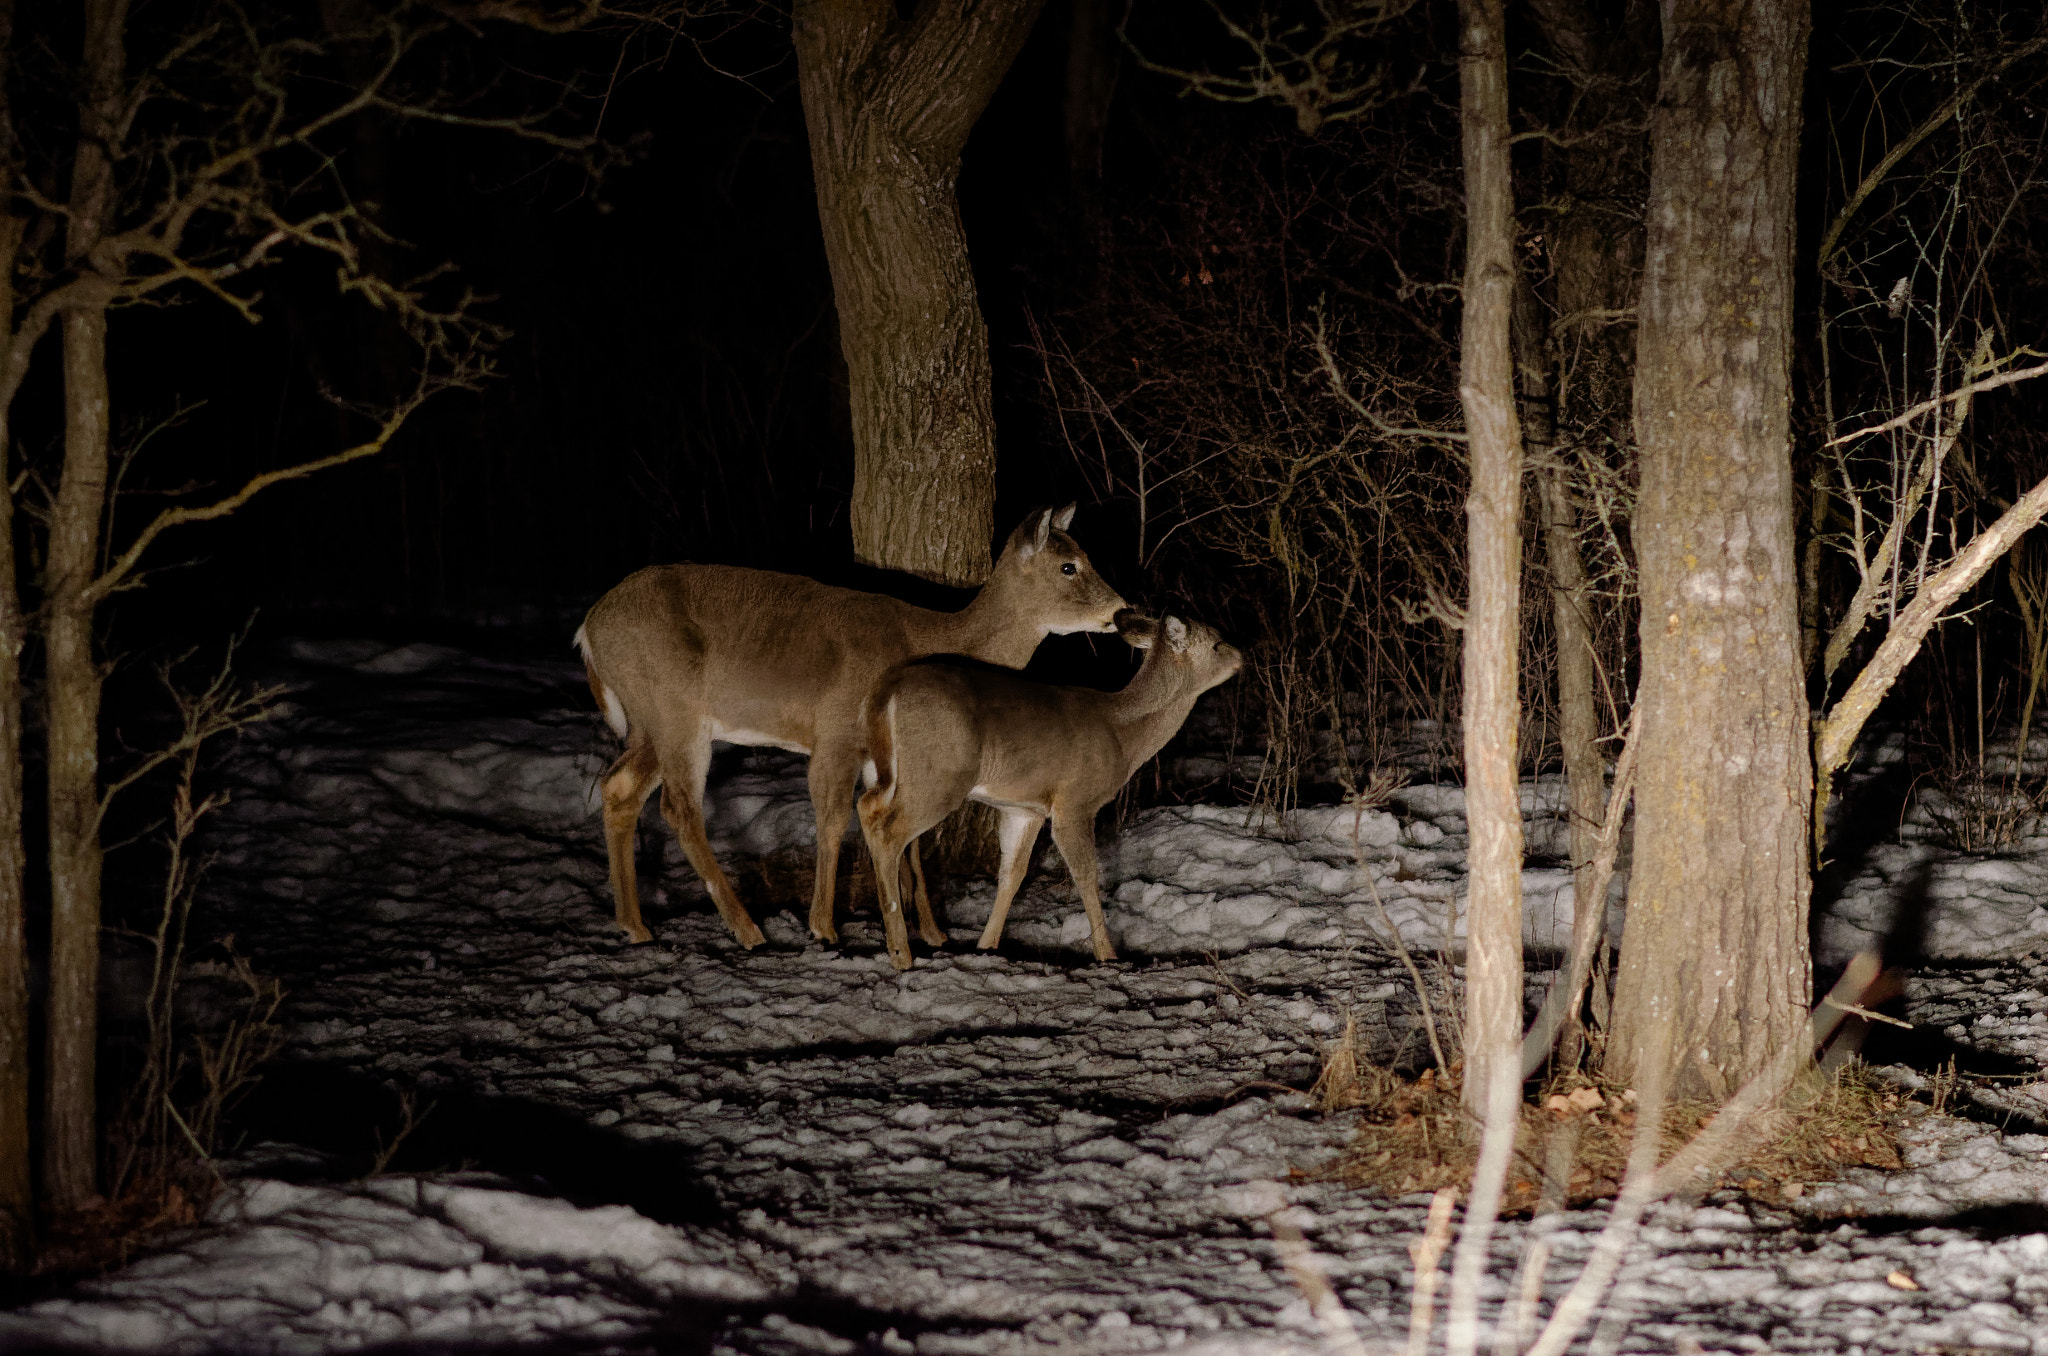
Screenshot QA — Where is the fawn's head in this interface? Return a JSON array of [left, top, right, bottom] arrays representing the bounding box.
[[1116, 610, 1243, 695], [991, 504, 1127, 634]]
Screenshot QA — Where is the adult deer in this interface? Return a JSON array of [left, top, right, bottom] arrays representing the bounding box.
[[857, 611, 1242, 969], [575, 506, 1127, 948]]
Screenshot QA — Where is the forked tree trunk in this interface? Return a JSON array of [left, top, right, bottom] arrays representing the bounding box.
[[43, 0, 125, 1210], [794, 0, 1045, 587], [1608, 0, 1812, 1101]]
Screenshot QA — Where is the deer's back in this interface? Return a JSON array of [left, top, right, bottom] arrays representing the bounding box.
[[581, 564, 932, 744], [883, 662, 1124, 802]]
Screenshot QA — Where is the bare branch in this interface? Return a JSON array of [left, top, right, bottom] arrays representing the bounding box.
[[1814, 467, 2048, 844], [1823, 354, 2048, 446], [82, 375, 463, 609]]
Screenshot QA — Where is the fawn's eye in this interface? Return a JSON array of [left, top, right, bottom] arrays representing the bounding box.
[[1061, 562, 1077, 576]]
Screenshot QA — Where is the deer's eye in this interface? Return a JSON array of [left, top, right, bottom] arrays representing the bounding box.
[[1061, 562, 1078, 576]]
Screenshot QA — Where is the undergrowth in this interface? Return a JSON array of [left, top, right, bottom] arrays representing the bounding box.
[[1313, 1051, 1907, 1213]]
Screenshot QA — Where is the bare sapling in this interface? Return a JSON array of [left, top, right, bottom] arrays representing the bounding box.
[[856, 611, 1243, 970], [576, 506, 1127, 948]]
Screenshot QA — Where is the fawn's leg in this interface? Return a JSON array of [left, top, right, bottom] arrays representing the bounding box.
[[856, 788, 918, 970], [902, 837, 945, 946], [978, 809, 1047, 950], [1050, 809, 1117, 963]]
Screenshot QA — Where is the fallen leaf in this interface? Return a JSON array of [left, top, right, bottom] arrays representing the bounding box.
[[1885, 1269, 1920, 1291]]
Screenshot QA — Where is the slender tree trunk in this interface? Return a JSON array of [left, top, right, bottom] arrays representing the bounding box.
[[0, 208, 30, 1270], [793, 0, 1044, 587], [0, 0, 33, 1269], [44, 306, 110, 1210], [1608, 0, 1811, 1101], [1064, 0, 1117, 188], [1453, 0, 1524, 1124], [43, 0, 126, 1210], [1445, 1, 1525, 1348]]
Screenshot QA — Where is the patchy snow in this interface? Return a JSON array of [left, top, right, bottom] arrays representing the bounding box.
[[3, 631, 2047, 1354]]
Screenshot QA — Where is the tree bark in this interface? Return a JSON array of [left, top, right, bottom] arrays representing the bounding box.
[[1445, 0, 1524, 1348], [43, 0, 126, 1211], [794, 0, 1044, 587], [1452, 0, 1524, 1125], [1608, 0, 1811, 1101], [0, 211, 30, 1273], [1064, 0, 1117, 187]]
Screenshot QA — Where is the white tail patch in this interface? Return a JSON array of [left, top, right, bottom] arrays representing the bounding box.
[[872, 695, 899, 805], [575, 624, 631, 737]]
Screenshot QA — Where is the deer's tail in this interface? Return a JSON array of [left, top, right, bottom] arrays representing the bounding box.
[[862, 682, 900, 808], [574, 623, 630, 738]]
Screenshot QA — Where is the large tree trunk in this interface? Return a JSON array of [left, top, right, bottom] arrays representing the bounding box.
[[793, 0, 1044, 588], [1608, 0, 1812, 1101], [43, 0, 125, 1211]]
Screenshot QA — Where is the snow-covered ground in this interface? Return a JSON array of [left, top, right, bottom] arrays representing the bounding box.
[[4, 631, 2048, 1354]]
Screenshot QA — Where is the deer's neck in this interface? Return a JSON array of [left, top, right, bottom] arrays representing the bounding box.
[[930, 575, 1042, 667], [1108, 671, 1201, 777]]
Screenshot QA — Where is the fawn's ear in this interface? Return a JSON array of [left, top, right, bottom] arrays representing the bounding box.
[[1164, 616, 1189, 653], [1116, 609, 1160, 650], [1050, 502, 1077, 532]]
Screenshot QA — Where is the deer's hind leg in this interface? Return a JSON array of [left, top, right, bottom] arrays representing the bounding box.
[[601, 736, 662, 943], [901, 838, 944, 947], [807, 742, 865, 945], [977, 808, 1046, 950], [656, 728, 766, 948]]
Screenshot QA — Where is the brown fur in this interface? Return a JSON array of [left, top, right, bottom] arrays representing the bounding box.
[[857, 613, 1241, 969], [577, 507, 1126, 946]]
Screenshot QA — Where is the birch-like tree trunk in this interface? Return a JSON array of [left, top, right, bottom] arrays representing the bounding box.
[[794, 0, 1044, 587], [1608, 0, 1812, 1100]]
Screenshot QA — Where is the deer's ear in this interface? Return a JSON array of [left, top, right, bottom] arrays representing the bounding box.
[[1165, 616, 1189, 653], [1051, 502, 1077, 532], [1031, 507, 1054, 552], [1117, 610, 1159, 649], [1006, 507, 1049, 558]]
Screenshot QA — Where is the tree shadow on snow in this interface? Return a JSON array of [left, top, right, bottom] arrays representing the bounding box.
[[227, 1062, 727, 1228]]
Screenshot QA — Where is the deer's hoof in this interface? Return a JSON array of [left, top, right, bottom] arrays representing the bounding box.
[[622, 923, 654, 945]]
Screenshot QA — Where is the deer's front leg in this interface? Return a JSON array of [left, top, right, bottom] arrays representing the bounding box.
[[1049, 807, 1116, 963]]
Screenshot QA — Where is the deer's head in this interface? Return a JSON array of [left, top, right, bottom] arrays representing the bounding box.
[[1116, 610, 1243, 695], [994, 504, 1127, 635]]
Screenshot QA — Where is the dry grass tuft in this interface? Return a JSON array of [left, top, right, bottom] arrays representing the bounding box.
[[1314, 1043, 1907, 1212], [31, 1178, 205, 1278]]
